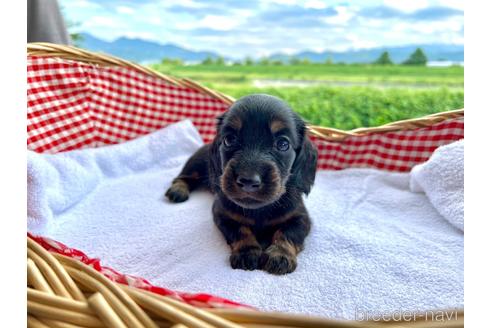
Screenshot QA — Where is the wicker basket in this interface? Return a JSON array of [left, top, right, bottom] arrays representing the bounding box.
[[27, 43, 464, 328]]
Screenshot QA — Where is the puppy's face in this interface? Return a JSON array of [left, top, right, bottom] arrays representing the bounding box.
[[210, 94, 318, 209]]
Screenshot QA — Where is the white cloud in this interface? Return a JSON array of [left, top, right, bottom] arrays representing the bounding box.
[[160, 0, 206, 9], [377, 16, 463, 46], [65, 0, 100, 9], [311, 46, 327, 52], [264, 0, 297, 5], [304, 0, 328, 9], [324, 6, 355, 26], [383, 0, 429, 12], [147, 16, 163, 26], [394, 18, 463, 35], [280, 48, 299, 54], [177, 15, 241, 31], [450, 35, 464, 44], [83, 16, 123, 28], [232, 9, 255, 18], [331, 27, 345, 33], [62, 0, 464, 58], [123, 31, 159, 40], [345, 33, 378, 50], [241, 38, 268, 46], [116, 6, 134, 15], [361, 18, 386, 28], [437, 0, 464, 10]]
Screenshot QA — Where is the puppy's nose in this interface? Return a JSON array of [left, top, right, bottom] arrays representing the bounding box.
[[236, 174, 261, 192]]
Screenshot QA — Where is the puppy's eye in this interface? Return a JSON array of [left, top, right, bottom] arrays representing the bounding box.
[[276, 138, 290, 151], [223, 135, 237, 148]]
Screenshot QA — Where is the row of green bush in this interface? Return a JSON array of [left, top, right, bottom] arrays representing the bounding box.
[[212, 86, 464, 129]]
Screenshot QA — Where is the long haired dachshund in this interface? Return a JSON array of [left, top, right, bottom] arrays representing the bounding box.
[[165, 94, 318, 275]]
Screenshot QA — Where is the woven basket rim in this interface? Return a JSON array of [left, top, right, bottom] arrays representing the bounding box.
[[27, 235, 464, 327], [27, 42, 464, 142]]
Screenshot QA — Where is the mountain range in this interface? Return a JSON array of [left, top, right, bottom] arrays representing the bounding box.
[[79, 33, 220, 64], [269, 44, 464, 64], [78, 32, 464, 64]]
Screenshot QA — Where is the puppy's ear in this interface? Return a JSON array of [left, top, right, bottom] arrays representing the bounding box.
[[208, 113, 225, 192], [215, 112, 225, 130], [291, 118, 318, 195]]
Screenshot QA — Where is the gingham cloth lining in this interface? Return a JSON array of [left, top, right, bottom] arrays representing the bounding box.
[[313, 118, 464, 172], [28, 56, 228, 153], [27, 233, 250, 309], [27, 55, 464, 308]]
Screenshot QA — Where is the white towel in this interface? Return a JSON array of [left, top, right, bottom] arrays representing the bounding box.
[[27, 119, 204, 230], [27, 120, 463, 319], [410, 140, 464, 231]]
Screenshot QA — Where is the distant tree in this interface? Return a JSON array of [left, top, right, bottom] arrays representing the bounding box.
[[300, 58, 311, 65], [232, 61, 242, 66], [69, 28, 84, 47], [324, 57, 333, 65], [201, 56, 214, 65], [215, 56, 225, 65], [403, 48, 428, 65], [374, 51, 393, 65], [243, 56, 254, 65], [259, 57, 271, 65], [271, 60, 283, 66], [289, 57, 301, 65], [60, 5, 84, 47], [161, 58, 183, 65]]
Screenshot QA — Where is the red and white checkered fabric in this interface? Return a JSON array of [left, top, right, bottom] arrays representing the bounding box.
[[27, 54, 464, 307], [312, 117, 464, 172], [28, 55, 229, 153]]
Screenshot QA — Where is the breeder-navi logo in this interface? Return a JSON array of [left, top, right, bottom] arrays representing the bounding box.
[[355, 308, 460, 322]]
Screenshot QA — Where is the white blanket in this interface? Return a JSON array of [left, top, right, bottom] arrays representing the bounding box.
[[410, 140, 464, 231], [27, 120, 463, 319]]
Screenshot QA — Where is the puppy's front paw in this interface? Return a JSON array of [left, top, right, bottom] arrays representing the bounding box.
[[230, 247, 262, 271], [165, 181, 189, 203], [260, 245, 297, 275]]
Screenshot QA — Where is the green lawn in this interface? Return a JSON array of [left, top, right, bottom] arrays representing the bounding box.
[[149, 63, 464, 130]]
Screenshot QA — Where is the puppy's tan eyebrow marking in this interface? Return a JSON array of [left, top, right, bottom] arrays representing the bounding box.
[[270, 120, 287, 134], [228, 116, 242, 130]]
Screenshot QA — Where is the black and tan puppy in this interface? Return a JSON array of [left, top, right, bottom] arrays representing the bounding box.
[[165, 94, 318, 275]]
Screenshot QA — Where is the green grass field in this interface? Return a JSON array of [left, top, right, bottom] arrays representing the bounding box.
[[150, 63, 464, 130]]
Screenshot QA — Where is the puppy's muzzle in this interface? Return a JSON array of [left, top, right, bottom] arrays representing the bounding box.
[[236, 173, 262, 193], [220, 158, 284, 209]]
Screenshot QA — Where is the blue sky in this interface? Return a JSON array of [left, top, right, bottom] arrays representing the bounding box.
[[60, 0, 464, 59]]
